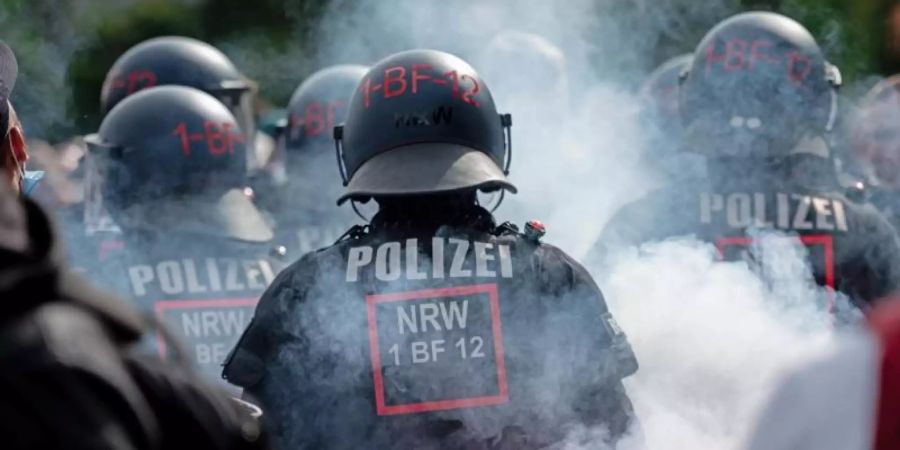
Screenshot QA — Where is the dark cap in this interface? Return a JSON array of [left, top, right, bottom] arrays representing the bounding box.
[[0, 41, 18, 134]]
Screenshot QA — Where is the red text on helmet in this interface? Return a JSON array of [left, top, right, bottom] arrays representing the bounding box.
[[704, 39, 815, 86], [172, 121, 244, 157], [108, 70, 159, 95], [361, 64, 481, 108], [289, 100, 346, 140]]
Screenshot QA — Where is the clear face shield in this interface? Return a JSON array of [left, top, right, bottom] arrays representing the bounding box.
[[82, 137, 121, 235], [263, 122, 288, 186], [214, 81, 260, 172]]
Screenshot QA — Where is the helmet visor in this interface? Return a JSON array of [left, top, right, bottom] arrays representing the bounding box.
[[82, 138, 122, 235], [214, 85, 259, 171]]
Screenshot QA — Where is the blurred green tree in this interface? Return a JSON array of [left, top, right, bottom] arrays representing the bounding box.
[[0, 0, 896, 141], [66, 0, 325, 137]]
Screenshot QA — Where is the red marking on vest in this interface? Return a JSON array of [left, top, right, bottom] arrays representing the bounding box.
[[366, 283, 508, 416], [153, 298, 259, 360], [715, 234, 835, 309]]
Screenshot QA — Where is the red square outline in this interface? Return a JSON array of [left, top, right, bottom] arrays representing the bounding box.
[[716, 234, 836, 308], [153, 298, 258, 360], [366, 283, 509, 416]]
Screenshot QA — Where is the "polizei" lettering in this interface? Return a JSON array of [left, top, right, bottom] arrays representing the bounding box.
[[128, 258, 276, 297], [700, 192, 848, 232], [346, 238, 513, 282]]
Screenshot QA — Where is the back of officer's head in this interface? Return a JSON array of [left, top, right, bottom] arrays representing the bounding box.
[[335, 49, 516, 215]]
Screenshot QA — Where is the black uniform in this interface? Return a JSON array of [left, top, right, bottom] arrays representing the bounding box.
[[225, 49, 638, 449], [0, 198, 266, 450], [592, 12, 900, 309], [593, 156, 900, 309], [84, 85, 281, 382], [99, 229, 283, 381], [225, 207, 636, 449]]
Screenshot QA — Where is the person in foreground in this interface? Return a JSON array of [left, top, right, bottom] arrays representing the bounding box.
[[0, 176, 267, 449]]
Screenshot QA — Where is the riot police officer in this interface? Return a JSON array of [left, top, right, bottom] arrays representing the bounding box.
[[224, 50, 638, 449], [590, 12, 900, 310], [0, 39, 265, 446], [76, 36, 265, 271], [257, 64, 368, 258], [86, 85, 282, 382]]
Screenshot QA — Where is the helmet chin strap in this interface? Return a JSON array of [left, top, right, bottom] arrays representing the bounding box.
[[350, 199, 371, 223], [336, 112, 514, 219], [490, 113, 513, 213], [333, 125, 349, 186]]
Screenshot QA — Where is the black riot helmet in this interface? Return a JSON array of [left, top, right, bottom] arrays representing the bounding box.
[[100, 36, 258, 151], [680, 12, 842, 159], [334, 49, 515, 205], [282, 65, 368, 156], [85, 85, 272, 242]]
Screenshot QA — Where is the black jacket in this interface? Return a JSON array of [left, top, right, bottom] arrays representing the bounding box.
[[590, 156, 900, 309], [90, 227, 285, 382], [224, 207, 638, 449], [0, 199, 266, 450]]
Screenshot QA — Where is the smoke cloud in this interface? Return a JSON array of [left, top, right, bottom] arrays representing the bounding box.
[[274, 0, 851, 448], [6, 0, 864, 448]]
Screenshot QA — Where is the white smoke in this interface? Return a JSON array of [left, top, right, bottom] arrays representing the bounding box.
[[298, 0, 854, 448], [599, 237, 836, 449]]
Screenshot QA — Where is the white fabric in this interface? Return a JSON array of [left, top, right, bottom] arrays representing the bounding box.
[[742, 331, 878, 450]]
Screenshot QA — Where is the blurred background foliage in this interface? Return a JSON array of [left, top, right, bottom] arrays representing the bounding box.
[[0, 0, 897, 142]]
